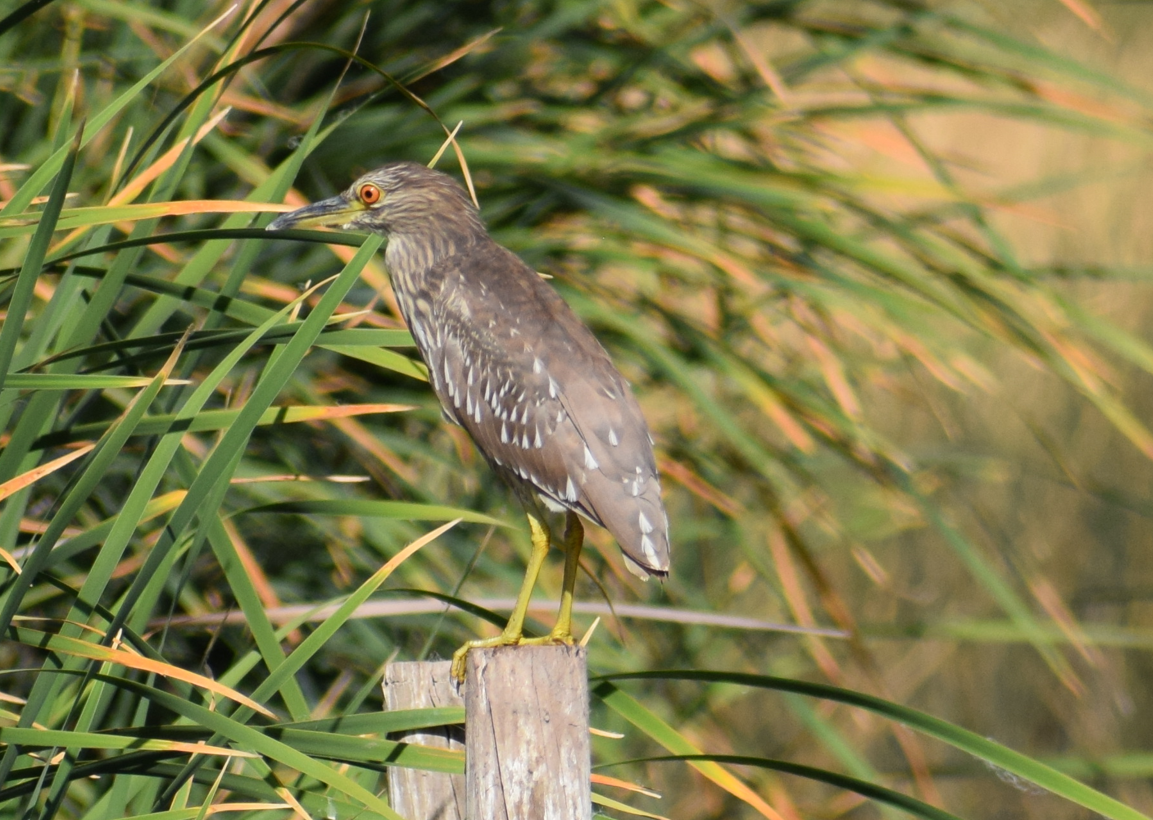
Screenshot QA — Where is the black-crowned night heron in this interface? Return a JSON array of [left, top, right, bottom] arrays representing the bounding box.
[[267, 162, 670, 679]]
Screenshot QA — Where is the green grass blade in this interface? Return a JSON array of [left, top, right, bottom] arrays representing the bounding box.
[[238, 499, 505, 527], [0, 122, 80, 394], [598, 672, 1151, 820]]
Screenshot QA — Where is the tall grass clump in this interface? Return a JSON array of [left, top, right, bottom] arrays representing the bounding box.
[[2, 1, 1152, 818]]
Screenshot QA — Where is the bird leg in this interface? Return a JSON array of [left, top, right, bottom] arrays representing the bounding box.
[[451, 511, 588, 680], [451, 511, 553, 681], [532, 511, 582, 644]]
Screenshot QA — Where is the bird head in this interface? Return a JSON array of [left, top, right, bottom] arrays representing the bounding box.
[[266, 161, 483, 241]]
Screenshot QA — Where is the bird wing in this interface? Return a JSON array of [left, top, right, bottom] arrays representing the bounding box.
[[419, 241, 669, 578]]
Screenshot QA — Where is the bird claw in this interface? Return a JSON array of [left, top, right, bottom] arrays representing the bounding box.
[[450, 629, 576, 682]]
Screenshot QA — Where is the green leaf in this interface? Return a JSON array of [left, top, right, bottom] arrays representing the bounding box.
[[238, 499, 506, 528], [598, 672, 1151, 820], [2, 373, 187, 391]]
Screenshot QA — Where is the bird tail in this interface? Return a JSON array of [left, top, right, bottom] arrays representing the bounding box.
[[623, 550, 670, 580]]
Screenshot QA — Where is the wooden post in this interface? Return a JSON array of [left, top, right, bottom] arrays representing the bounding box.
[[464, 645, 591, 820], [383, 661, 466, 820]]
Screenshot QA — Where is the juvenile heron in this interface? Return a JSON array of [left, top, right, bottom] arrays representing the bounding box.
[[267, 162, 670, 679]]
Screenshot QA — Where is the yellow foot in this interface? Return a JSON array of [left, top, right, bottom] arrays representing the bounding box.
[[450, 629, 575, 681], [519, 628, 575, 648]]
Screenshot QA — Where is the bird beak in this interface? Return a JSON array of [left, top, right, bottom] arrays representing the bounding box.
[[266, 194, 364, 231]]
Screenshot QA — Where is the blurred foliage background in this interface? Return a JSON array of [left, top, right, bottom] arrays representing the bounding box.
[[2, 0, 1153, 818]]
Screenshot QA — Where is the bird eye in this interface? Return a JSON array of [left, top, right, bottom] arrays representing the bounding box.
[[359, 183, 382, 205]]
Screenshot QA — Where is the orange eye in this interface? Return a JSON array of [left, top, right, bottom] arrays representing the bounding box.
[[359, 183, 382, 205]]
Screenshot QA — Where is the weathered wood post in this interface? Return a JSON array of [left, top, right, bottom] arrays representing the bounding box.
[[464, 645, 590, 820], [383, 661, 466, 820], [385, 647, 591, 819]]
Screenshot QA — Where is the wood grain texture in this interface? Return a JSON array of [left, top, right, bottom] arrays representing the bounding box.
[[464, 645, 591, 820], [383, 661, 466, 820]]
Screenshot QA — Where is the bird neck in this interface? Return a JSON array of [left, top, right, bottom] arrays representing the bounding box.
[[384, 229, 485, 296]]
